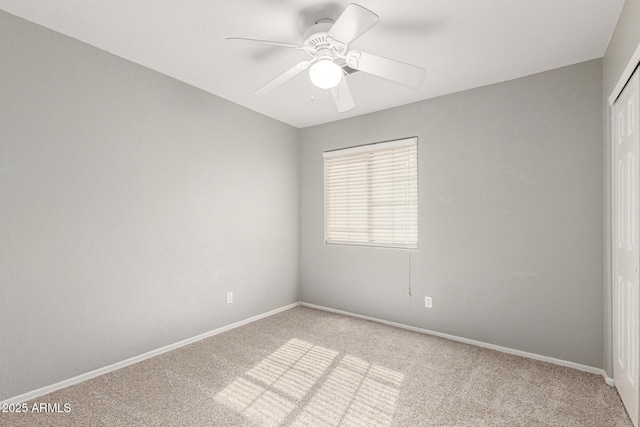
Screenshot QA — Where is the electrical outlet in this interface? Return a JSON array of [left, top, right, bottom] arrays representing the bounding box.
[[227, 292, 233, 304], [425, 296, 432, 308]]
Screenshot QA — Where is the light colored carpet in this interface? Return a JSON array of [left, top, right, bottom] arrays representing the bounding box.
[[0, 306, 632, 426]]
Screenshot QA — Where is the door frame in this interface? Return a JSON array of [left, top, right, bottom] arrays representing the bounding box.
[[609, 42, 640, 390]]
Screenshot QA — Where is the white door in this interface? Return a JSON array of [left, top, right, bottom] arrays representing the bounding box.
[[614, 67, 640, 427]]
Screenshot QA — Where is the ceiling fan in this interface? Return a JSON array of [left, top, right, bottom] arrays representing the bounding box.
[[227, 3, 426, 113]]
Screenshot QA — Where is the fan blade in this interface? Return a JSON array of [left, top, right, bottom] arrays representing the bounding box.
[[254, 61, 312, 96], [347, 50, 425, 88], [327, 3, 379, 45], [226, 37, 303, 49], [330, 76, 355, 112]]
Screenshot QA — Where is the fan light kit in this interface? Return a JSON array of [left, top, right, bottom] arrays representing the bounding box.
[[227, 3, 426, 113], [309, 59, 343, 89]]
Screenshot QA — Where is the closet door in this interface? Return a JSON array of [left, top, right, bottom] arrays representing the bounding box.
[[614, 67, 640, 427]]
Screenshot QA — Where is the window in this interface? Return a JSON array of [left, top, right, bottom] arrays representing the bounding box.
[[324, 137, 418, 249]]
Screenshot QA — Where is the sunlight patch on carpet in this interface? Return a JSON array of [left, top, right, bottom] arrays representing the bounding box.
[[214, 338, 404, 426]]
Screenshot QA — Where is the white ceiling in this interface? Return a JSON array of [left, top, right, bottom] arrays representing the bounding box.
[[0, 1, 625, 128]]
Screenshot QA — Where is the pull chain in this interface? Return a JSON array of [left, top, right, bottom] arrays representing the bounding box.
[[408, 250, 412, 297]]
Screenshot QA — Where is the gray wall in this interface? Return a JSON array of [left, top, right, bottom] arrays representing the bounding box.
[[602, 0, 640, 377], [0, 11, 299, 401], [300, 60, 604, 368], [603, 0, 640, 98]]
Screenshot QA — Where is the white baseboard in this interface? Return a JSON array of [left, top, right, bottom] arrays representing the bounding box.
[[1, 302, 301, 405], [301, 302, 615, 386]]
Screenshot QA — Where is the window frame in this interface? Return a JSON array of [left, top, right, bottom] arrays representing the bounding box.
[[323, 137, 419, 250]]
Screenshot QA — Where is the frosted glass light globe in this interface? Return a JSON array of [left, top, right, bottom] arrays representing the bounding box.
[[309, 59, 343, 89]]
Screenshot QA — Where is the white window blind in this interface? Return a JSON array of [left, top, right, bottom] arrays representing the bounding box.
[[324, 137, 418, 249]]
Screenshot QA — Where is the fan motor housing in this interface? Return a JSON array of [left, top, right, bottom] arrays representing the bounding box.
[[302, 21, 346, 58]]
